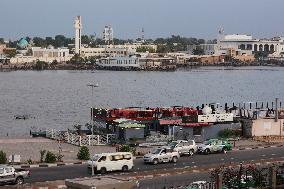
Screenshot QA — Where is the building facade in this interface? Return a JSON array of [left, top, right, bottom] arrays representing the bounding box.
[[188, 31, 284, 57]]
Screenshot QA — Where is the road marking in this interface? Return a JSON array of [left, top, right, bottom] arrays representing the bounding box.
[[271, 154, 276, 156], [261, 154, 266, 157], [221, 159, 224, 161], [191, 162, 195, 164]]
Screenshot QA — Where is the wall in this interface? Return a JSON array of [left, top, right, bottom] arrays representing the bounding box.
[[251, 119, 284, 137], [10, 56, 72, 64], [171, 122, 241, 142]]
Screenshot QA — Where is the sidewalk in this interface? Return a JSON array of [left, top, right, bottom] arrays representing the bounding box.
[[0, 137, 116, 163]]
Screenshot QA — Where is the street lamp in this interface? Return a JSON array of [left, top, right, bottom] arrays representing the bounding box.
[[87, 83, 99, 136], [87, 83, 99, 177]]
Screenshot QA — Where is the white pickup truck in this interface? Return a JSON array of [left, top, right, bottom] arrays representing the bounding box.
[[168, 140, 197, 156], [0, 165, 30, 185], [143, 147, 180, 165]]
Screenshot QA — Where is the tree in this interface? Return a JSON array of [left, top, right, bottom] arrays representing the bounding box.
[[45, 151, 57, 163], [136, 46, 155, 53], [0, 151, 7, 164], [0, 38, 4, 44], [156, 44, 169, 53], [3, 48, 17, 58], [193, 47, 205, 55], [33, 37, 47, 47], [77, 146, 90, 160], [54, 35, 66, 48], [33, 60, 48, 70], [69, 54, 84, 64]]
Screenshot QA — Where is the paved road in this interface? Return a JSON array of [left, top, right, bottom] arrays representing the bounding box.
[[27, 146, 284, 183]]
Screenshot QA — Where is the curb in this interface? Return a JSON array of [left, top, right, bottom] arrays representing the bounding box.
[[12, 161, 87, 169], [232, 144, 283, 151]]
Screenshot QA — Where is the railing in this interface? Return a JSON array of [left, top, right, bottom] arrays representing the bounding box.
[[45, 129, 116, 146]]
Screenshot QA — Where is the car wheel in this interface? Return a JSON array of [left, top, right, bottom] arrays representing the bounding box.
[[100, 167, 107, 174], [153, 159, 159, 165], [204, 149, 210, 155], [189, 149, 194, 156], [15, 177, 24, 185], [172, 156, 178, 163], [122, 165, 128, 172]]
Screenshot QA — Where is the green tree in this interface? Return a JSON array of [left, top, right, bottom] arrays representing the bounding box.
[[45, 151, 57, 163], [69, 54, 84, 64], [136, 46, 155, 53], [193, 47, 205, 55], [33, 37, 47, 47], [0, 151, 7, 164], [77, 146, 90, 160], [54, 35, 66, 48], [33, 60, 48, 70], [3, 48, 17, 58]]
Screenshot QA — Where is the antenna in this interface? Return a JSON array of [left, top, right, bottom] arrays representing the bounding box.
[[142, 27, 145, 42]]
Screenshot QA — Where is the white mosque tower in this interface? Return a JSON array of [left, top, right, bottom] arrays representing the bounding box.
[[74, 16, 82, 55]]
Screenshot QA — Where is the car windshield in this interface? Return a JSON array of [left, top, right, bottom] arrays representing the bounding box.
[[169, 142, 178, 148], [203, 141, 211, 145], [91, 155, 101, 161], [151, 149, 162, 154]]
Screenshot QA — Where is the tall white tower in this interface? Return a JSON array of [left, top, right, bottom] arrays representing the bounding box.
[[103, 25, 113, 45], [74, 16, 82, 55]]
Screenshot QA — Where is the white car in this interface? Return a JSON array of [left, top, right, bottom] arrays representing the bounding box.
[[168, 140, 197, 156], [87, 152, 134, 174], [143, 147, 180, 165], [0, 165, 30, 185]]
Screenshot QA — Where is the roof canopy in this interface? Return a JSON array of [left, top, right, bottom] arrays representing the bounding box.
[[118, 123, 145, 129]]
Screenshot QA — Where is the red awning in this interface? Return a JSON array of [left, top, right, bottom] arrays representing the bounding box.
[[179, 122, 211, 127]]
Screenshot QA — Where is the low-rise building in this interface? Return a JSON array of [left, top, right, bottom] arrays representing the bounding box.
[[0, 43, 7, 54], [188, 30, 284, 58], [32, 46, 70, 58]]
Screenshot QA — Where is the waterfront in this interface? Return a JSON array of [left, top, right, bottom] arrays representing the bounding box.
[[0, 66, 284, 136]]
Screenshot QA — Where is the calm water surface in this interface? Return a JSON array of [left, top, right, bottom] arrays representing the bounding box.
[[0, 67, 284, 136]]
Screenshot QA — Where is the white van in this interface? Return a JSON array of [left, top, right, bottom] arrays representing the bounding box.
[[87, 152, 134, 174]]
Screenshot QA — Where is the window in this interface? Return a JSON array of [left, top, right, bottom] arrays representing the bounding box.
[[111, 155, 124, 161], [193, 127, 202, 136], [0, 168, 4, 174], [123, 154, 131, 160], [98, 156, 106, 162], [5, 168, 12, 174]]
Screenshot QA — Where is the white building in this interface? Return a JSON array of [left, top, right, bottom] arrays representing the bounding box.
[[188, 30, 284, 57], [32, 46, 70, 58]]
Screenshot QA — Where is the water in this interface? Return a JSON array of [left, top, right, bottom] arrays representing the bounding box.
[[0, 67, 284, 136]]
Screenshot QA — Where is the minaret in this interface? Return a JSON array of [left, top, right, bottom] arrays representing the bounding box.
[[74, 16, 82, 55]]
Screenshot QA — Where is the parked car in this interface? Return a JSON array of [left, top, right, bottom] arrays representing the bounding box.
[[197, 139, 232, 155], [143, 147, 180, 165], [168, 140, 197, 156], [87, 152, 134, 174], [0, 165, 30, 185]]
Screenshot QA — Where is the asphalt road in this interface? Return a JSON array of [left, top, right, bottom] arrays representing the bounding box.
[[27, 146, 284, 184]]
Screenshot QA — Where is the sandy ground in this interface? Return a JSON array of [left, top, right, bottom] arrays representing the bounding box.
[[0, 137, 270, 164]]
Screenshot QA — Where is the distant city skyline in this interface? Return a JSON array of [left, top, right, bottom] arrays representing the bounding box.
[[1, 0, 284, 40]]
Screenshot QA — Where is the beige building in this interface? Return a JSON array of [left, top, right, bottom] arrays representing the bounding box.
[[0, 44, 7, 54]]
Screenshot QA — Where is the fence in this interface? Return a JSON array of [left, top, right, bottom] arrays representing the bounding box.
[[45, 129, 116, 146]]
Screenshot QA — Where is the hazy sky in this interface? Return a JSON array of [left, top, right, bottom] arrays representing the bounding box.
[[1, 0, 284, 40]]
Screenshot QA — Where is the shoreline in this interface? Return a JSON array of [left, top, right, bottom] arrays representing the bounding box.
[[1, 63, 284, 72]]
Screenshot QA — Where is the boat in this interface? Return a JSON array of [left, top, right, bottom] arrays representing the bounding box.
[[96, 56, 141, 70]]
